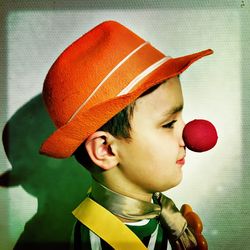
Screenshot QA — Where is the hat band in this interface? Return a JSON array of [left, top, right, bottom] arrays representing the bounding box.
[[67, 41, 149, 123], [117, 55, 171, 96], [67, 42, 171, 125]]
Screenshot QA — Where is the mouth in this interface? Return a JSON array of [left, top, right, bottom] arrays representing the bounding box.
[[176, 157, 185, 165]]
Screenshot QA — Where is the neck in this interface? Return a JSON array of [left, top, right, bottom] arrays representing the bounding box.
[[92, 173, 153, 203]]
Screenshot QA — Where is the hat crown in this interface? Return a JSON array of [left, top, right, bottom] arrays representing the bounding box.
[[43, 21, 164, 128]]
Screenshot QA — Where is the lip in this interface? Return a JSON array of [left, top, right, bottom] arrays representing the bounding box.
[[176, 157, 185, 165]]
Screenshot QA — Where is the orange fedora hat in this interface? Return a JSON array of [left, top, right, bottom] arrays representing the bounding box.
[[40, 20, 213, 158]]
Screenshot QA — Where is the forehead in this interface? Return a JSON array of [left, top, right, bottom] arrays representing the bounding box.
[[133, 77, 183, 119]]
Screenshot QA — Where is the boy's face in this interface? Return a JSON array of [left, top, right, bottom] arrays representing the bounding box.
[[116, 76, 185, 197]]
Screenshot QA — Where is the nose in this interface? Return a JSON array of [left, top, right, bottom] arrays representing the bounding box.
[[182, 119, 218, 152], [178, 119, 185, 147]]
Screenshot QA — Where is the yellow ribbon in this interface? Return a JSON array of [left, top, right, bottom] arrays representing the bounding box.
[[72, 197, 147, 250]]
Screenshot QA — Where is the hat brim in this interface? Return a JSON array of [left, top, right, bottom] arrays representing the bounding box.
[[40, 49, 213, 158]]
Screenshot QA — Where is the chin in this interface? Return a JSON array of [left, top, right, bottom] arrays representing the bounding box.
[[160, 177, 183, 192]]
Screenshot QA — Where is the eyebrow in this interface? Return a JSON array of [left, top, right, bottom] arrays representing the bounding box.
[[161, 103, 184, 118]]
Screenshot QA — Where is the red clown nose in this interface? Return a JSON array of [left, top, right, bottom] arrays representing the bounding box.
[[183, 119, 218, 152]]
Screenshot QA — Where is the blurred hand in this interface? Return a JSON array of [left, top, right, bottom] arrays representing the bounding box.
[[180, 204, 208, 250]]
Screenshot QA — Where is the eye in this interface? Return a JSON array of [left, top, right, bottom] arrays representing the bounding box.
[[162, 120, 177, 129]]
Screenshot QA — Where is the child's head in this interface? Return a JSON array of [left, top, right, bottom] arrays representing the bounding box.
[[40, 20, 213, 197], [75, 76, 184, 195]]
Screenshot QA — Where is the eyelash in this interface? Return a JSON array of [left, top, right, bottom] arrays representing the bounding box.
[[162, 120, 177, 129]]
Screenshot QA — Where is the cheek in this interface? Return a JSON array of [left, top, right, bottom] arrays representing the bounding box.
[[140, 139, 177, 172], [151, 134, 178, 157], [123, 130, 178, 167]]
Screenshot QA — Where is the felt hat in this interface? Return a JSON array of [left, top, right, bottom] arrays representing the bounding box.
[[40, 20, 213, 158]]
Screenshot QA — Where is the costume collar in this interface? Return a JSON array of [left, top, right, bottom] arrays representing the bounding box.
[[90, 179, 161, 221], [88, 179, 198, 248]]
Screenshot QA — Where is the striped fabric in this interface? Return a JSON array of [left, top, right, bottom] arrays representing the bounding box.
[[73, 218, 170, 250]]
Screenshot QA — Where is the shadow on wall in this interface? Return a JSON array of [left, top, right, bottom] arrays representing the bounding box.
[[0, 94, 91, 250]]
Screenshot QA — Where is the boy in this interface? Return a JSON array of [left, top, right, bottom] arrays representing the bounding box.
[[40, 21, 213, 249]]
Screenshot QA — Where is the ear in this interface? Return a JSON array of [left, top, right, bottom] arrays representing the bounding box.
[[85, 131, 119, 170]]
